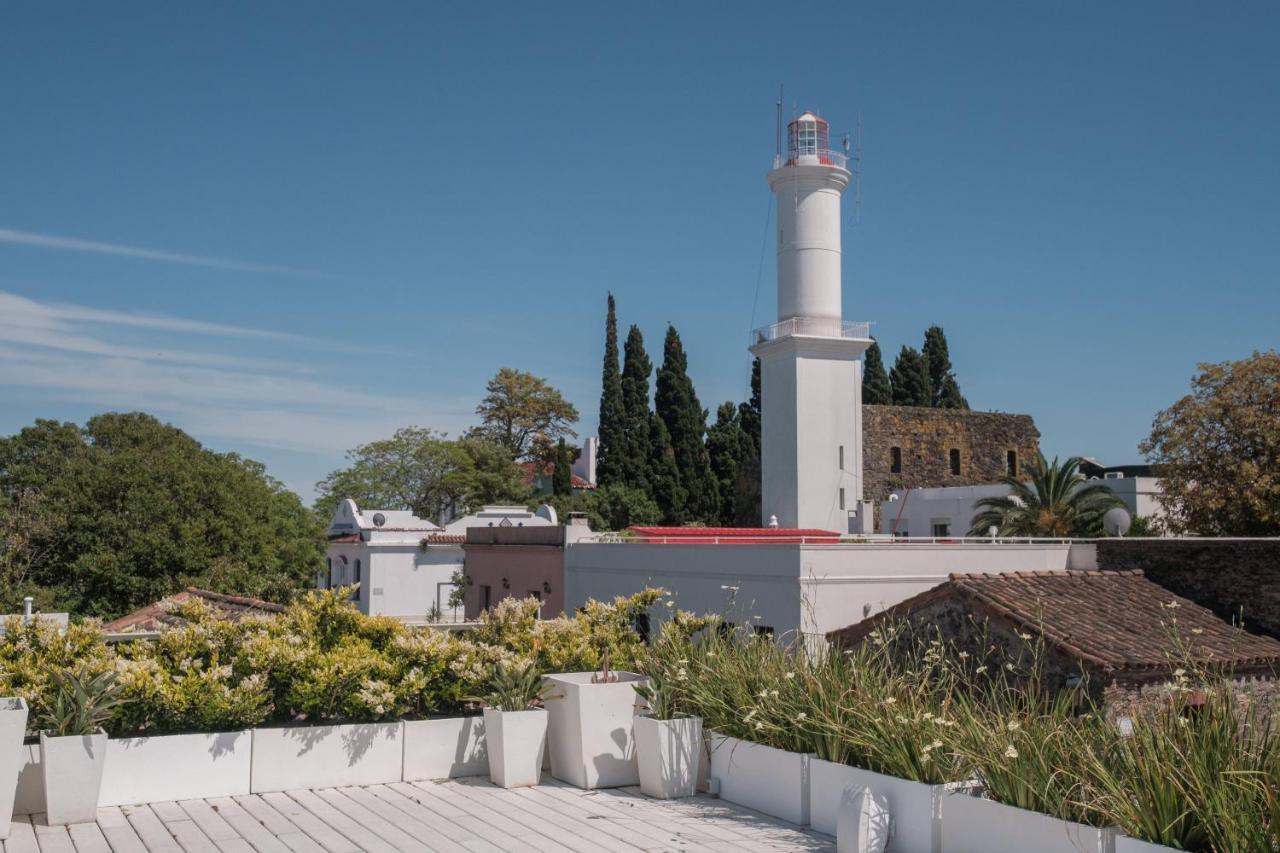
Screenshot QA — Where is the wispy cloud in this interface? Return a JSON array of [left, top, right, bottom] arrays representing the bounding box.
[[0, 227, 319, 277]]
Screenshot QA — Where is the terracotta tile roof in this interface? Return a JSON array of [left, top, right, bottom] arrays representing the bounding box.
[[827, 571, 1280, 676], [628, 526, 841, 544], [519, 461, 593, 489], [423, 533, 466, 545], [102, 588, 286, 633], [327, 533, 361, 543]]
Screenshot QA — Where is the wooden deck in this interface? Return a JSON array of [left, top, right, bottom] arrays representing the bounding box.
[[3, 777, 835, 853]]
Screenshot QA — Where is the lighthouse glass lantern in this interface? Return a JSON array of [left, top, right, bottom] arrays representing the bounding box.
[[787, 112, 829, 164]]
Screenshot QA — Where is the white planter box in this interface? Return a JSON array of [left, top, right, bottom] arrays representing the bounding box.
[[40, 729, 108, 826], [544, 671, 645, 789], [940, 791, 1109, 853], [1115, 835, 1181, 853], [100, 730, 251, 806], [12, 743, 43, 816], [0, 699, 28, 838], [250, 722, 403, 793], [634, 715, 702, 799], [708, 732, 811, 826], [482, 708, 547, 789], [809, 757, 938, 852], [403, 716, 488, 780]]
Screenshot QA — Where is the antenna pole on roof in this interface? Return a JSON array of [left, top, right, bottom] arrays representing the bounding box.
[[775, 84, 783, 161]]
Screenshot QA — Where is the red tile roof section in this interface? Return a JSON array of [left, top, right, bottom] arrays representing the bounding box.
[[628, 526, 841, 544], [103, 588, 286, 633], [827, 570, 1280, 675]]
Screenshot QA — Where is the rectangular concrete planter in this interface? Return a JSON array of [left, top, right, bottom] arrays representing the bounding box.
[[809, 757, 938, 852], [707, 732, 811, 826], [100, 730, 251, 806], [1114, 835, 1181, 853], [634, 714, 702, 799], [544, 671, 645, 789], [12, 742, 43, 816], [250, 722, 403, 793], [403, 716, 488, 780], [940, 790, 1110, 853], [40, 729, 108, 826], [482, 708, 547, 789], [0, 699, 28, 838]]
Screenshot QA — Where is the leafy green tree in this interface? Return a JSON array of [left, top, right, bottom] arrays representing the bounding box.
[[541, 483, 660, 532], [734, 359, 763, 526], [648, 415, 685, 524], [862, 340, 893, 405], [0, 488, 64, 614], [654, 326, 719, 522], [620, 324, 654, 492], [595, 294, 627, 486], [890, 346, 932, 407], [968, 452, 1125, 537], [923, 326, 969, 409], [0, 413, 324, 618], [552, 438, 572, 497], [457, 437, 533, 508], [1141, 351, 1280, 535], [706, 403, 750, 525], [471, 368, 578, 462]]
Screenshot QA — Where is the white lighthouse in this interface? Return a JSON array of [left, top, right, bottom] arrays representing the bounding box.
[[750, 111, 872, 533]]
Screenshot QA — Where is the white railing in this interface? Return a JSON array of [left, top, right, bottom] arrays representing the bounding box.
[[751, 318, 872, 345], [773, 149, 849, 169]]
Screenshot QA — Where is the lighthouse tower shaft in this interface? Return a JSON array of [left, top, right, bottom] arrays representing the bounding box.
[[750, 112, 871, 533]]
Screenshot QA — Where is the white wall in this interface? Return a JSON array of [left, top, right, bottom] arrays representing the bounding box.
[[324, 541, 461, 619]]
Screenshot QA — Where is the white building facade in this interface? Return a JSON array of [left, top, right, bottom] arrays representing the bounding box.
[[749, 112, 873, 533]]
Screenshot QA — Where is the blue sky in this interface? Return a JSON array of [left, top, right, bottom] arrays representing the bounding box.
[[2, 3, 1277, 503]]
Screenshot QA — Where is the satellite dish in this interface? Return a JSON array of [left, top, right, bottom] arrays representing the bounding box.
[[372, 512, 386, 527], [1103, 507, 1132, 537]]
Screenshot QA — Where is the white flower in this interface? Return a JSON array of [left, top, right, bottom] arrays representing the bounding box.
[[758, 689, 769, 699], [1173, 668, 1187, 679], [784, 672, 795, 680], [975, 665, 988, 674], [1005, 663, 1015, 671], [882, 697, 897, 706], [1018, 633, 1033, 641], [958, 651, 969, 660], [755, 722, 764, 731], [1004, 745, 1019, 759], [770, 690, 779, 698], [664, 600, 674, 608], [676, 668, 688, 681], [1007, 720, 1021, 732], [1191, 628, 1204, 635], [796, 712, 807, 722]]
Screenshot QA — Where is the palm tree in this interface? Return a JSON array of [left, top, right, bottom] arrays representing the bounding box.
[[968, 452, 1125, 537]]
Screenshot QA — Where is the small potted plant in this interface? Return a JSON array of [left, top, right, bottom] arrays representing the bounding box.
[[38, 666, 127, 825], [545, 648, 647, 789], [633, 670, 702, 799], [473, 660, 555, 789], [0, 695, 29, 840]]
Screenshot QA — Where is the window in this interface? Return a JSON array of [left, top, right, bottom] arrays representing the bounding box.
[[893, 525, 909, 538], [932, 520, 951, 537], [480, 585, 491, 612], [949, 448, 961, 475], [838, 445, 845, 470], [839, 488, 846, 511], [353, 559, 362, 585], [324, 559, 332, 589], [753, 625, 775, 638], [890, 447, 902, 473], [634, 613, 651, 644], [1007, 450, 1018, 476]]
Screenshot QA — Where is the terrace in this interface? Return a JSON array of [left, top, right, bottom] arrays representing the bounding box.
[[4, 776, 833, 853]]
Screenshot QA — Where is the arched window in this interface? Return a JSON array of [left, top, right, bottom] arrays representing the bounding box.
[[354, 559, 362, 585], [890, 447, 903, 474]]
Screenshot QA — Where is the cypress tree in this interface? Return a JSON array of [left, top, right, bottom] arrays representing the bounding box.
[[654, 326, 719, 523], [706, 402, 746, 526], [552, 437, 572, 496], [922, 325, 968, 409], [738, 358, 762, 455], [648, 414, 685, 523], [595, 294, 626, 486], [620, 324, 653, 492], [734, 359, 762, 526], [890, 346, 932, 407], [862, 339, 893, 405]]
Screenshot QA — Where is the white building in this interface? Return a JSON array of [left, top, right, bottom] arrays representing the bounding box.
[[322, 499, 556, 620], [749, 111, 873, 534]]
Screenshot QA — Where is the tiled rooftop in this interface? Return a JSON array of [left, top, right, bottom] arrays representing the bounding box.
[[3, 777, 834, 853]]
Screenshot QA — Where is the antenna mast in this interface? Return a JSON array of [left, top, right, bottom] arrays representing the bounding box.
[[775, 84, 784, 163]]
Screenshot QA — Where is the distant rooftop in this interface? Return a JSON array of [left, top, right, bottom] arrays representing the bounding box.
[[103, 587, 285, 633], [628, 526, 841, 544]]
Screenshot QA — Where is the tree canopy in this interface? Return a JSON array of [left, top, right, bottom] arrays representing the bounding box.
[[862, 340, 893, 405], [595, 294, 627, 486], [471, 368, 578, 462], [1141, 351, 1280, 535], [923, 326, 969, 409], [619, 324, 654, 492], [655, 326, 719, 522], [890, 346, 932, 407], [0, 413, 324, 618], [968, 452, 1124, 537]]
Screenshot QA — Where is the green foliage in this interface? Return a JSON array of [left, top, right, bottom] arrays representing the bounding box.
[[596, 294, 627, 487], [968, 452, 1126, 537], [471, 368, 579, 462], [0, 413, 324, 619], [862, 340, 893, 405], [470, 660, 556, 712], [655, 326, 719, 522], [541, 483, 660, 532], [890, 346, 932, 407], [1141, 351, 1280, 535], [922, 325, 969, 409], [647, 415, 686, 524], [38, 665, 129, 737], [620, 324, 655, 492], [552, 438, 572, 496], [707, 402, 752, 526]]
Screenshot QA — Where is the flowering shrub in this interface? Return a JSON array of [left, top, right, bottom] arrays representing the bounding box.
[[0, 586, 665, 737]]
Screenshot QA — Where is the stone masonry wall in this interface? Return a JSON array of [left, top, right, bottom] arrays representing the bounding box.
[[862, 405, 1041, 501], [1096, 539, 1280, 639]]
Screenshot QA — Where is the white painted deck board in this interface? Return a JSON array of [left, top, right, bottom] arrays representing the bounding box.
[[9, 780, 833, 853]]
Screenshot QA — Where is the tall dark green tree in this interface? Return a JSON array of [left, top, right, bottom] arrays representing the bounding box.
[[620, 324, 653, 492], [890, 346, 932, 407], [706, 403, 749, 525], [648, 415, 685, 524], [654, 327, 719, 522], [734, 359, 763, 526], [922, 325, 969, 409], [595, 294, 627, 485], [552, 438, 572, 496], [862, 340, 893, 405], [738, 358, 762, 455]]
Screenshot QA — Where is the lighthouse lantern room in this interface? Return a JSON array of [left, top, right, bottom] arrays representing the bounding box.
[[751, 109, 873, 534]]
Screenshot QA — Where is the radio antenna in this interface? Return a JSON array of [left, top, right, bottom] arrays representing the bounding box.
[[775, 84, 783, 161]]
